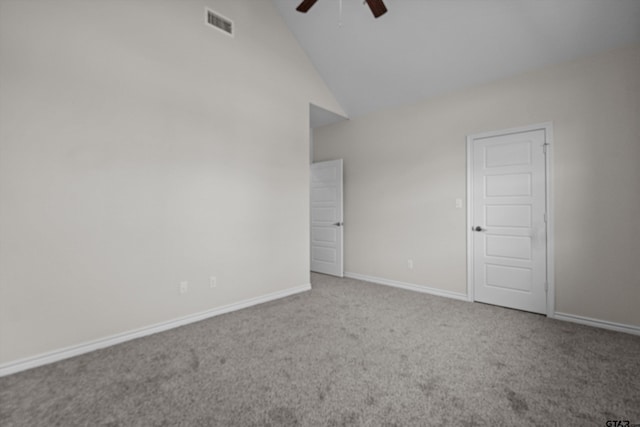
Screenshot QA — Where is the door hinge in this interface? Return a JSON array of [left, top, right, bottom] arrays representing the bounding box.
[[545, 282, 549, 292], [542, 142, 550, 154], [543, 212, 547, 223]]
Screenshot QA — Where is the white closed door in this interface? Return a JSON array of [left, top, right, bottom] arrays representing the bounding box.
[[311, 159, 343, 277], [470, 128, 548, 314]]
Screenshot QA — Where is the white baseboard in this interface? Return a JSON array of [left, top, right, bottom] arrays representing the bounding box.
[[344, 272, 469, 302], [552, 312, 640, 336], [0, 283, 311, 377], [345, 272, 640, 336]]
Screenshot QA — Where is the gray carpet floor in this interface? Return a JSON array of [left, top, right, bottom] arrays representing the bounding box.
[[1, 273, 639, 426]]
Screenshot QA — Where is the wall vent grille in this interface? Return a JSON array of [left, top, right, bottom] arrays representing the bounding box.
[[205, 8, 233, 37]]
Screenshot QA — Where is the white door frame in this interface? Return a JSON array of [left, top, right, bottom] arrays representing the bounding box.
[[466, 122, 555, 317]]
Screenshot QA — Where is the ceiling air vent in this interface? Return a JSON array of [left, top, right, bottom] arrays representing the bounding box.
[[205, 8, 233, 37]]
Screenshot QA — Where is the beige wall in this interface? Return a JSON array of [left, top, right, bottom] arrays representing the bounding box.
[[315, 45, 640, 327], [0, 0, 344, 364]]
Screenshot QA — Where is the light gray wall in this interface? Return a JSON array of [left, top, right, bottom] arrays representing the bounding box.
[[314, 45, 640, 327], [0, 0, 344, 365]]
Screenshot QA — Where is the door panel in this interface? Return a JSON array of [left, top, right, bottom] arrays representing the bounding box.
[[486, 264, 532, 292], [485, 140, 531, 167], [471, 129, 547, 314], [486, 205, 531, 228], [311, 207, 337, 222], [486, 235, 531, 260], [485, 173, 532, 197], [311, 227, 337, 243], [311, 159, 343, 277]]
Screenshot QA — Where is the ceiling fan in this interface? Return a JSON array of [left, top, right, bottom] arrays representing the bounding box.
[[296, 0, 388, 19]]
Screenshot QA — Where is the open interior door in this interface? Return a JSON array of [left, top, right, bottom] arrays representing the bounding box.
[[310, 159, 343, 277]]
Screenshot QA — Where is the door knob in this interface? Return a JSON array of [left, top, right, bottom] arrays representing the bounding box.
[[333, 222, 343, 227], [473, 226, 486, 232]]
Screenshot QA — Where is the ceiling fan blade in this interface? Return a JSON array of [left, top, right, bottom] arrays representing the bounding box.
[[365, 0, 388, 18], [296, 0, 319, 13]]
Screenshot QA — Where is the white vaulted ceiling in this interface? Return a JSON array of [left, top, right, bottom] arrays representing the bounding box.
[[273, 0, 640, 119]]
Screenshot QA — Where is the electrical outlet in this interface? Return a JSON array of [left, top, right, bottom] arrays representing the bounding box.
[[209, 276, 217, 288], [179, 281, 188, 294], [408, 259, 414, 270], [455, 198, 463, 209]]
